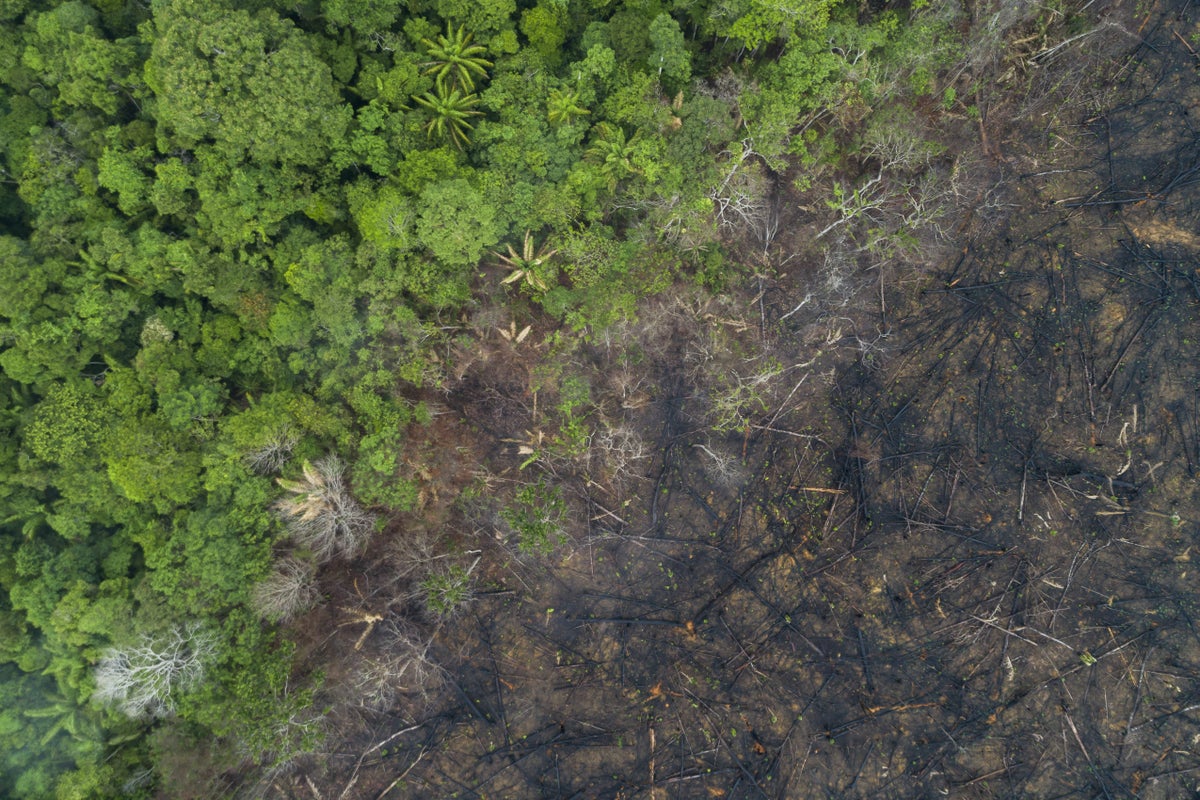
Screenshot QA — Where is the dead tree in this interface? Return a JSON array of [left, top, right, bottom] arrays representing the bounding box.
[[275, 456, 376, 563], [93, 624, 216, 719]]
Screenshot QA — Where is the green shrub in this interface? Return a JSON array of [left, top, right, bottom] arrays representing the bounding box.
[[500, 481, 567, 555]]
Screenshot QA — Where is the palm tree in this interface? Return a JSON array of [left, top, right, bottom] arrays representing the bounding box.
[[585, 122, 639, 190], [411, 78, 483, 149], [2, 496, 47, 538], [421, 23, 493, 92], [25, 694, 100, 748], [496, 230, 558, 292], [547, 88, 589, 127]]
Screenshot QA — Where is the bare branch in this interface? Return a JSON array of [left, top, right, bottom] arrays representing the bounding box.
[[251, 556, 322, 622], [93, 624, 216, 719]]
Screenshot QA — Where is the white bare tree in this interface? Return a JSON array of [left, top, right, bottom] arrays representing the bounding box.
[[594, 423, 650, 495], [251, 556, 321, 622], [93, 624, 216, 719], [275, 456, 376, 563], [693, 442, 747, 489]]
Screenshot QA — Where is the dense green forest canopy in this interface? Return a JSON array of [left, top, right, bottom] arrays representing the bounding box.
[[0, 0, 968, 794]]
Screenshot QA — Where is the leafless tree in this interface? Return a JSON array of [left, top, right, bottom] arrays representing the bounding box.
[[645, 193, 721, 256], [93, 624, 216, 719], [593, 423, 650, 495], [275, 456, 376, 563], [353, 619, 445, 711], [243, 427, 298, 475], [862, 121, 940, 175], [959, 0, 1042, 74], [817, 239, 862, 308], [693, 442, 747, 489], [706, 362, 786, 434], [816, 171, 891, 241], [251, 556, 321, 622]]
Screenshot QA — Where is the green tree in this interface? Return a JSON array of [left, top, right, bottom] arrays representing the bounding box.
[[96, 140, 152, 216], [349, 183, 417, 253], [190, 153, 310, 248], [20, 2, 99, 88], [434, 0, 517, 36], [415, 178, 501, 269], [720, 0, 840, 50], [22, 3, 143, 118], [738, 30, 845, 165], [520, 2, 568, 67], [648, 13, 691, 91], [501, 481, 566, 555], [321, 0, 405, 38], [23, 382, 104, 466], [17, 124, 117, 260], [332, 100, 408, 176], [147, 0, 348, 168], [104, 416, 203, 515]]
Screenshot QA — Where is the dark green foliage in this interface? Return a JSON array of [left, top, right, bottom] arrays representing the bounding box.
[[415, 177, 501, 272], [647, 13, 690, 92], [147, 0, 348, 168]]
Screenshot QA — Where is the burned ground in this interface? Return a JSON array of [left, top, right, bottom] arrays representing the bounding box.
[[267, 4, 1200, 799]]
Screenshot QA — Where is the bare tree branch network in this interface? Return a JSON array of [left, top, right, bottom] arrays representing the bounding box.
[[251, 556, 322, 622], [92, 624, 216, 719]]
